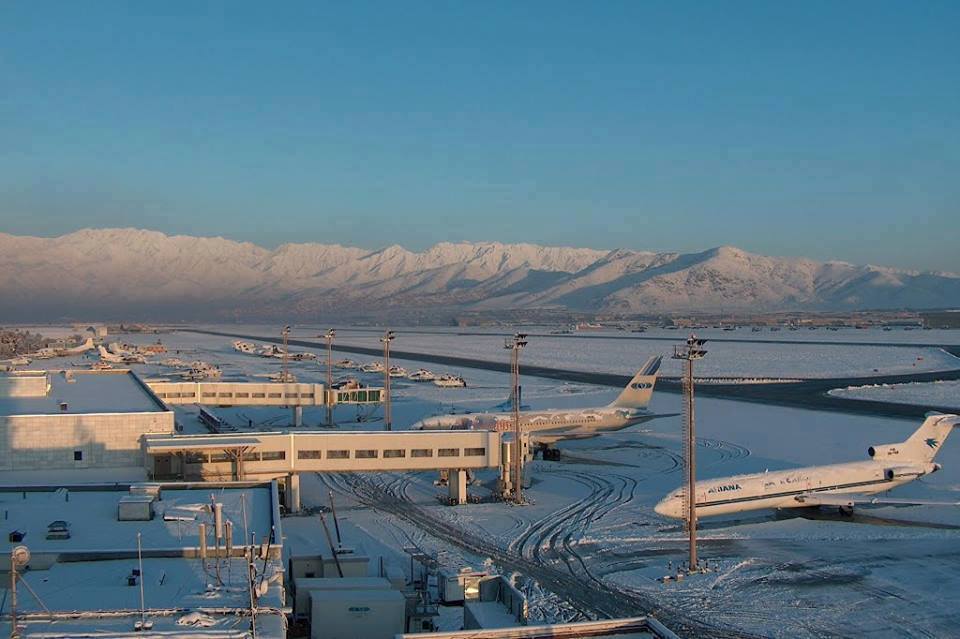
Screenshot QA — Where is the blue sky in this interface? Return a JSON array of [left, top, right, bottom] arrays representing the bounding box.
[[1, 1, 957, 271]]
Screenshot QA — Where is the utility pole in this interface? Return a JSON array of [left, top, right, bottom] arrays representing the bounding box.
[[380, 330, 395, 430], [672, 334, 707, 571], [281, 325, 291, 384], [504, 333, 528, 504], [324, 329, 335, 426]]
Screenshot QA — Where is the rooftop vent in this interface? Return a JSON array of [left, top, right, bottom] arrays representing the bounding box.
[[59, 402, 68, 412], [46, 520, 71, 540]]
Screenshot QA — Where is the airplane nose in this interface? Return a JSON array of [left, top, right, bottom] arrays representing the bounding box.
[[654, 498, 673, 517]]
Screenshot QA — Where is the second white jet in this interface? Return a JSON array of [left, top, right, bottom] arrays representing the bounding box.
[[656, 413, 959, 519]]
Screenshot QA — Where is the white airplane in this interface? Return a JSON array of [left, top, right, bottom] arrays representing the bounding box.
[[655, 413, 960, 519], [411, 356, 663, 453], [98, 345, 146, 365], [60, 337, 94, 356]]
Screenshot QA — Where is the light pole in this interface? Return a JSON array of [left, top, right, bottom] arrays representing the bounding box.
[[672, 334, 707, 571], [281, 325, 291, 384], [323, 329, 335, 426], [380, 330, 395, 430], [504, 333, 528, 504]]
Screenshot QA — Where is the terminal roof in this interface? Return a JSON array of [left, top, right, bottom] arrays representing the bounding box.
[[0, 370, 167, 416]]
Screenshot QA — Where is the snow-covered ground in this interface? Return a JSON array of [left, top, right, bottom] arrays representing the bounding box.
[[285, 325, 960, 379], [11, 325, 960, 637], [830, 380, 960, 411]]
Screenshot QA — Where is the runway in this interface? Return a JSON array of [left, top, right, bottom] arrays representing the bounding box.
[[185, 328, 960, 419]]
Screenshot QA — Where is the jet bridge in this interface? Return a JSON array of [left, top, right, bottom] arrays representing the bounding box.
[[143, 429, 515, 511], [146, 380, 383, 407]]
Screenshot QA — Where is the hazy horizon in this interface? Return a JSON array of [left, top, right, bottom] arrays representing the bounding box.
[[2, 3, 958, 272]]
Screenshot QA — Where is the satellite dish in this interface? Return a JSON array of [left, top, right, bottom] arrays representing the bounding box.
[[11, 545, 30, 567]]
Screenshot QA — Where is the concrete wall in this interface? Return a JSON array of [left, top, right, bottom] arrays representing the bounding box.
[[0, 411, 175, 470]]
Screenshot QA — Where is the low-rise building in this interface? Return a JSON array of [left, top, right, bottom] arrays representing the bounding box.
[[0, 480, 286, 638], [0, 370, 174, 472]]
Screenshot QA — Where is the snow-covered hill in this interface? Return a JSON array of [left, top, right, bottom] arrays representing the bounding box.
[[1, 229, 957, 320]]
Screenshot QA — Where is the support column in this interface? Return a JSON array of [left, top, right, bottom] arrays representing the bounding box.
[[499, 441, 513, 497], [286, 473, 301, 513], [448, 469, 467, 505], [292, 405, 303, 427]]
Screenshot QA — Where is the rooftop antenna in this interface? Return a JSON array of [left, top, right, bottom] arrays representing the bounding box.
[[319, 512, 344, 577], [504, 333, 528, 504], [380, 330, 396, 430], [134, 532, 153, 631], [247, 533, 258, 639], [328, 490, 342, 547], [9, 545, 28, 639], [323, 329, 336, 426], [672, 334, 708, 572]]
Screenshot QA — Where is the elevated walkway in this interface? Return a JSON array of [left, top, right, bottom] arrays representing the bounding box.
[[143, 430, 511, 510], [146, 380, 382, 407]]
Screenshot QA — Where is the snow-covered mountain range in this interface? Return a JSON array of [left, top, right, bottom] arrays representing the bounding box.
[[1, 229, 957, 320]]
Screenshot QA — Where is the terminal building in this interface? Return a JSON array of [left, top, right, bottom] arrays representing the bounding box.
[[0, 368, 679, 639], [0, 370, 173, 473]]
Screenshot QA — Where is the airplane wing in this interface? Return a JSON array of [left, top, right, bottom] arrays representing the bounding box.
[[793, 493, 960, 508]]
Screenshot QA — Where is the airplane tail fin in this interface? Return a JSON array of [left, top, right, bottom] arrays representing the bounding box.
[[609, 355, 662, 409], [874, 413, 959, 462]]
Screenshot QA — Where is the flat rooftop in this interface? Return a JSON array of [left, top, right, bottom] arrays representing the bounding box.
[[0, 370, 167, 416], [0, 484, 276, 553]]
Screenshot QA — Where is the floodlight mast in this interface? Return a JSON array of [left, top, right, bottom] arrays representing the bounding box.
[[324, 329, 336, 426], [380, 330, 396, 430], [281, 326, 291, 384], [504, 333, 528, 504], [672, 334, 707, 571]]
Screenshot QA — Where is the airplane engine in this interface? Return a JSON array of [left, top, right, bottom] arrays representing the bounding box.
[[883, 466, 924, 480]]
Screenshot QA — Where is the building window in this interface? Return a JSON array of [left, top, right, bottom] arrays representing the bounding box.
[[464, 447, 486, 457], [355, 449, 378, 459], [73, 450, 83, 461], [235, 392, 249, 398], [438, 448, 460, 457], [411, 449, 433, 458], [260, 451, 285, 461], [383, 449, 405, 458], [367, 390, 381, 402], [327, 450, 349, 459], [252, 393, 265, 398], [298, 450, 322, 459], [268, 393, 282, 399]]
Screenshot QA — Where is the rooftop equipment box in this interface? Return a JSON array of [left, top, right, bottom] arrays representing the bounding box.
[[117, 494, 154, 521], [309, 588, 405, 639], [292, 576, 391, 618]]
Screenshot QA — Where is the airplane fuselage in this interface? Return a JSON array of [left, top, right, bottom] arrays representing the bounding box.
[[656, 459, 938, 518], [414, 406, 655, 442]]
